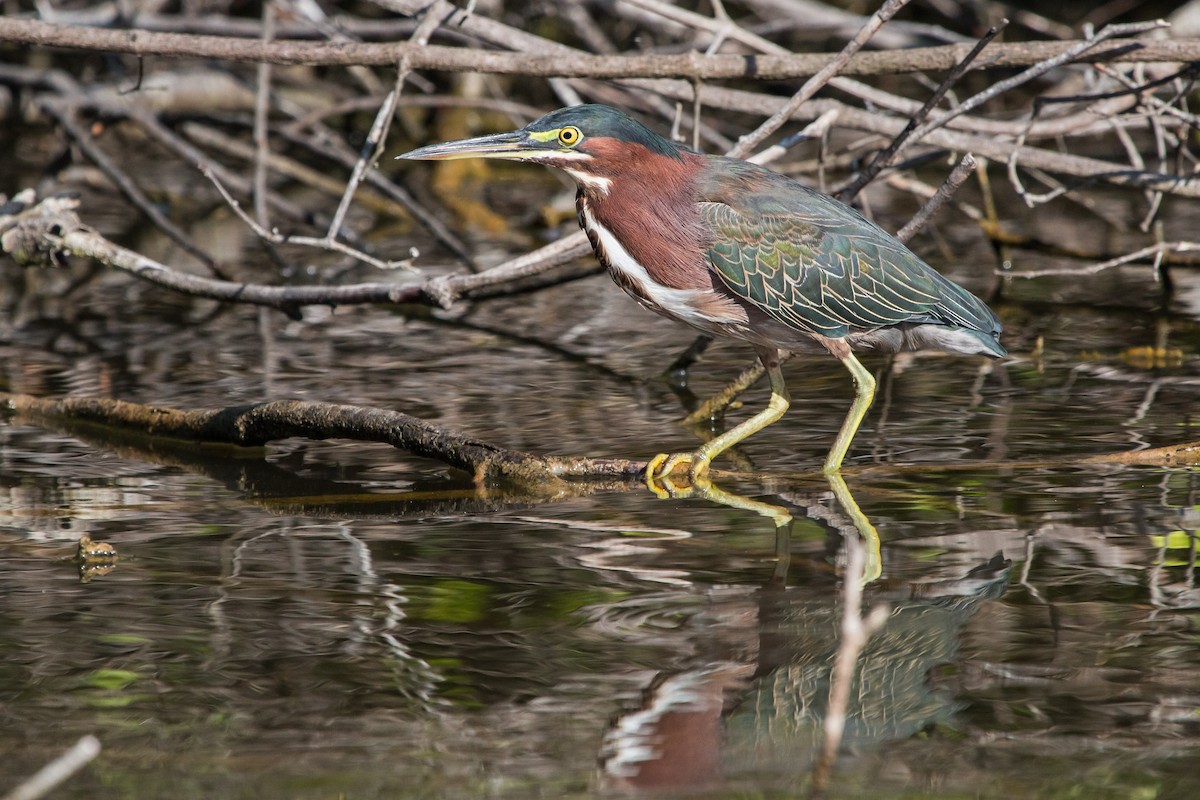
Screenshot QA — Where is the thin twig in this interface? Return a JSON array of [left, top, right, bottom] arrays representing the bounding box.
[[37, 99, 219, 273], [325, 3, 445, 244], [252, 1, 275, 232], [895, 154, 979, 242], [916, 20, 1169, 154], [838, 20, 1006, 203], [730, 0, 912, 159], [998, 240, 1200, 278], [203, 166, 418, 272], [746, 110, 839, 166]]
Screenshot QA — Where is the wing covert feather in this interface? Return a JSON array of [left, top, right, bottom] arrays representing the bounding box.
[[697, 166, 1000, 346]]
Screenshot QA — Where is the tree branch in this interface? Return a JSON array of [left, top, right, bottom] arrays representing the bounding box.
[[0, 392, 646, 487], [0, 191, 595, 317], [1, 17, 1194, 79]]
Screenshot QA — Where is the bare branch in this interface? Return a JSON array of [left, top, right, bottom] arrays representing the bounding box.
[[3, 17, 1197, 79], [730, 0, 912, 159], [0, 392, 645, 486], [998, 241, 1200, 278], [838, 20, 1005, 202], [201, 166, 419, 273], [895, 154, 979, 242], [0, 191, 593, 315]]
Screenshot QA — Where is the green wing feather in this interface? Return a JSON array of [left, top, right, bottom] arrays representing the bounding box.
[[700, 162, 1002, 349]]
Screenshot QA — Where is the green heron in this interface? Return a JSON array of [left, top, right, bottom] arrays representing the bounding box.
[[399, 105, 1004, 480]]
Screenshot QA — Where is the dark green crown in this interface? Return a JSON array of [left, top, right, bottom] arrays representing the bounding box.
[[527, 104, 684, 161]]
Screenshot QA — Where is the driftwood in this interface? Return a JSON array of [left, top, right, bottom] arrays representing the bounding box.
[[0, 392, 645, 488]]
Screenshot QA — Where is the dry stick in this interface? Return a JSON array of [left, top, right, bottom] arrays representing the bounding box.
[[243, 3, 472, 269], [1002, 36, 1174, 208], [681, 154, 977, 426], [838, 21, 1005, 203], [416, 233, 594, 307], [19, 7, 422, 40], [0, 392, 644, 485], [327, 82, 401, 243], [613, 0, 845, 165], [252, 1, 275, 232], [202, 166, 418, 272], [1090, 63, 1194, 231], [324, 5, 445, 246], [6, 17, 1200, 78], [999, 240, 1200, 279], [913, 19, 1167, 159], [679, 86, 1200, 197], [0, 191, 592, 314], [387, 0, 729, 149], [14, 15, 1193, 297], [0, 14, 1174, 176], [37, 99, 219, 273], [825, 72, 1140, 141], [1140, 113, 1167, 232], [7, 61, 474, 267], [729, 0, 912, 159], [10, 58, 411, 245], [623, 0, 788, 57], [895, 154, 978, 242], [742, 0, 970, 49], [182, 123, 414, 219]]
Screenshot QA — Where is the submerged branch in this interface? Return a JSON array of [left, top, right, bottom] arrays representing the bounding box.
[[0, 392, 645, 487], [3, 390, 1196, 502]]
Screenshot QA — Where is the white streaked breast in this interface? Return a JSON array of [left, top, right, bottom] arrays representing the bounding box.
[[580, 205, 732, 329]]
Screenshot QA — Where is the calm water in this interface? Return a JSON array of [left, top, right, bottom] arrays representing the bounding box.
[[3, 144, 1200, 798]]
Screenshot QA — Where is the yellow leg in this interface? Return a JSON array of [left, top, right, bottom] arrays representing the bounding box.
[[823, 352, 876, 474], [825, 471, 882, 584], [646, 349, 789, 492]]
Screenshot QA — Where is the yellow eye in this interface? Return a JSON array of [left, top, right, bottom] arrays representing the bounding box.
[[558, 126, 582, 147]]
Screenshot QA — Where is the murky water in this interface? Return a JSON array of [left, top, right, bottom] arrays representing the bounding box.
[[3, 131, 1200, 799]]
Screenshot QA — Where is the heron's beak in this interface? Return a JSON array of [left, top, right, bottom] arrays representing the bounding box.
[[397, 130, 540, 162]]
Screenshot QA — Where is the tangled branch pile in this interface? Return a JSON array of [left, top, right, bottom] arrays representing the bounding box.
[[2, 1, 1200, 476], [1, 0, 1198, 306]]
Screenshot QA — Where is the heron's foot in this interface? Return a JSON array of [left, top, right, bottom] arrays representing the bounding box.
[[644, 451, 712, 499]]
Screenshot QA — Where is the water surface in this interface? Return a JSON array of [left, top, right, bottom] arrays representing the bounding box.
[[3, 129, 1200, 800]]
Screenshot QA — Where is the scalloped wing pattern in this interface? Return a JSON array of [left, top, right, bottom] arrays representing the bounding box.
[[699, 168, 1002, 353]]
